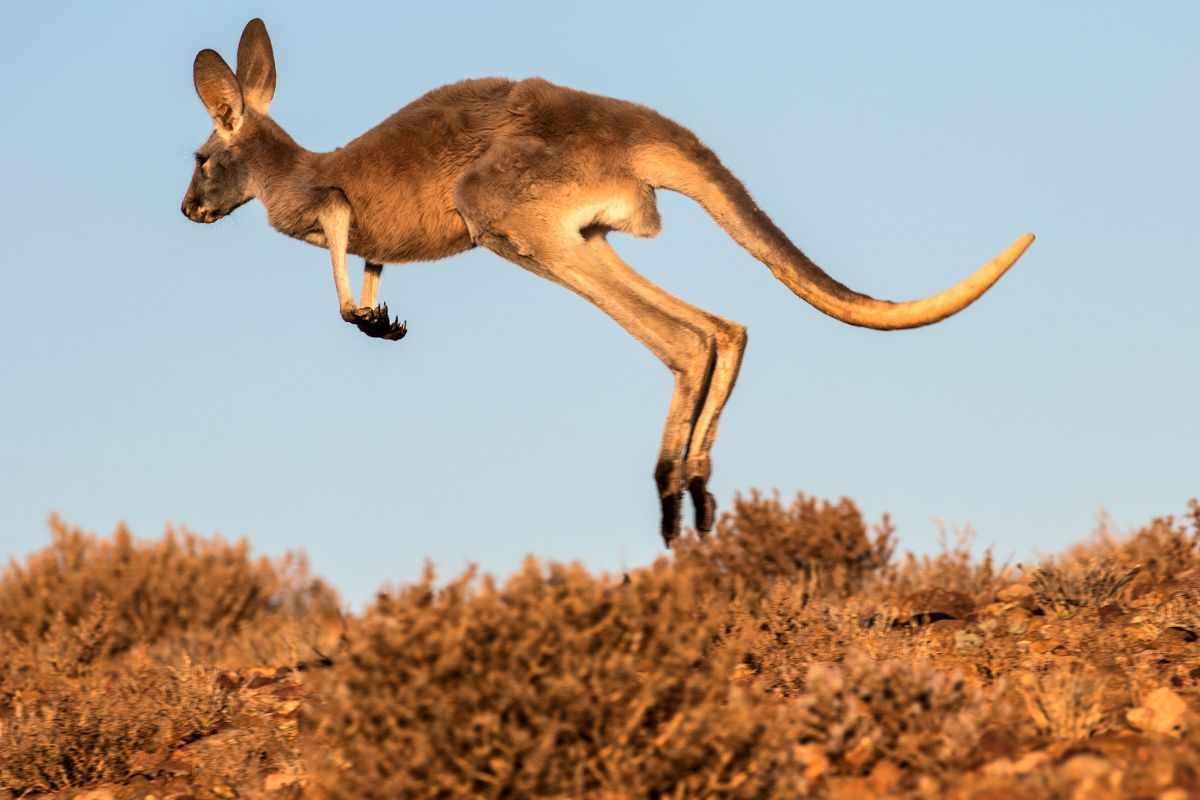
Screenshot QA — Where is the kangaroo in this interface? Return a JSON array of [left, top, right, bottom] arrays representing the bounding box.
[[181, 19, 1034, 546]]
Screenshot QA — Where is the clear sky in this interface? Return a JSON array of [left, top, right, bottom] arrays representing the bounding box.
[[2, 2, 1196, 608]]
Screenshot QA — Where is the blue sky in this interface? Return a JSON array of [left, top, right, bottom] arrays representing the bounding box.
[[2, 2, 1197, 608]]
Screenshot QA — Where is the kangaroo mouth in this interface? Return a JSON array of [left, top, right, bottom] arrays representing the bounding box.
[[182, 197, 251, 224], [187, 209, 223, 224]]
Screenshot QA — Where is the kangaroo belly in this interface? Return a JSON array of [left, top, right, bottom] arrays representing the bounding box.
[[347, 202, 474, 264]]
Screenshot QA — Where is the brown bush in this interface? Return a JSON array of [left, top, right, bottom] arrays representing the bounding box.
[[0, 515, 340, 659], [0, 599, 231, 794], [792, 651, 983, 777], [674, 490, 895, 601], [310, 558, 807, 799], [1028, 560, 1141, 618], [0, 519, 342, 797], [1074, 499, 1200, 585], [881, 525, 1012, 603]]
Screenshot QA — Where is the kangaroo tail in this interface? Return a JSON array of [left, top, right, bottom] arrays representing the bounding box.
[[633, 135, 1034, 330]]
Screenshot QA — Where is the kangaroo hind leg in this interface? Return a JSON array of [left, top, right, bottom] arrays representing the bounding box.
[[466, 219, 717, 544], [683, 319, 746, 533], [457, 145, 731, 543]]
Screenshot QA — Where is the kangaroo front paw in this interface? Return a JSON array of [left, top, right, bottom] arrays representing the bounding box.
[[348, 304, 407, 340]]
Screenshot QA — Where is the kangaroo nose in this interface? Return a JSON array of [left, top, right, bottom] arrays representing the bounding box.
[[182, 199, 209, 222]]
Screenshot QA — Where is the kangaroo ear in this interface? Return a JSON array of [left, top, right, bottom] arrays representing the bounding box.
[[194, 49, 244, 135], [236, 18, 276, 113]]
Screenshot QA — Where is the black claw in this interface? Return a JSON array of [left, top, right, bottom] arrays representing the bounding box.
[[351, 303, 408, 341]]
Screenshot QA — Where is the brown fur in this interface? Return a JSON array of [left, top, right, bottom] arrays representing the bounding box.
[[181, 19, 1034, 545]]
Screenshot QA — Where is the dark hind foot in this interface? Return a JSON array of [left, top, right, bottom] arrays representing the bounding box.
[[350, 303, 407, 340], [660, 491, 683, 547], [688, 477, 717, 536], [655, 458, 684, 547]]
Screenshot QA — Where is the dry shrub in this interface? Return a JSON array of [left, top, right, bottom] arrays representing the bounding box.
[[312, 557, 808, 799], [1119, 502, 1200, 582], [1062, 500, 1200, 585], [1028, 560, 1141, 618], [1153, 586, 1200, 643], [881, 525, 1011, 602], [676, 490, 895, 601], [792, 651, 982, 777], [0, 599, 230, 794], [719, 580, 832, 697], [0, 520, 343, 797], [0, 515, 340, 659], [1018, 661, 1108, 741]]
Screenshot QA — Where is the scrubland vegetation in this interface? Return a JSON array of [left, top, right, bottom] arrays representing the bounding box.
[[3, 494, 1200, 798]]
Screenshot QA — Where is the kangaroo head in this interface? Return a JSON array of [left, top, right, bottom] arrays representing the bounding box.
[[181, 19, 277, 224]]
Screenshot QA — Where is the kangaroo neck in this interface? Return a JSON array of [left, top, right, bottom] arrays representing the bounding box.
[[243, 118, 325, 237]]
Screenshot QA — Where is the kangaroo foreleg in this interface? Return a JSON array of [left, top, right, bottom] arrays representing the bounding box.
[[360, 261, 382, 307], [319, 193, 356, 318], [319, 196, 405, 341]]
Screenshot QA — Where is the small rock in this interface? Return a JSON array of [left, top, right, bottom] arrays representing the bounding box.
[[1012, 751, 1051, 775], [1005, 607, 1031, 635], [277, 699, 302, 715], [977, 727, 1020, 760], [978, 601, 1009, 619], [997, 583, 1034, 602], [898, 588, 974, 625], [981, 750, 1049, 778], [844, 735, 877, 769], [215, 670, 244, 691], [1154, 627, 1199, 648], [867, 759, 901, 794], [127, 750, 163, 776], [1127, 687, 1190, 736], [272, 683, 304, 701], [247, 668, 282, 689], [1061, 753, 1113, 780], [1029, 638, 1059, 655], [73, 790, 115, 800], [955, 629, 984, 653], [923, 618, 967, 650], [793, 743, 829, 781], [265, 771, 305, 791], [826, 777, 871, 800]]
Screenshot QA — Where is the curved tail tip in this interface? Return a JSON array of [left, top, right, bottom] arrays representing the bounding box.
[[1002, 232, 1036, 265]]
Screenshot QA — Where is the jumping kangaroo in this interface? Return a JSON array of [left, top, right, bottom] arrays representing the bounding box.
[[181, 19, 1034, 546]]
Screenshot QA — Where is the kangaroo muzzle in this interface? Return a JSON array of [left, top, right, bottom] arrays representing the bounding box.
[[181, 196, 218, 223]]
